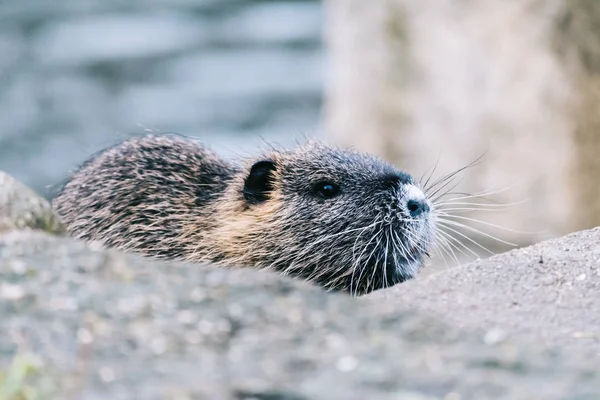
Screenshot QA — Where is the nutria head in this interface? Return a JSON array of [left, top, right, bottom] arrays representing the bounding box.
[[209, 142, 435, 295]]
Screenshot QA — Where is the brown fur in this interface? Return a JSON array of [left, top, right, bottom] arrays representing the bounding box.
[[53, 134, 435, 295]]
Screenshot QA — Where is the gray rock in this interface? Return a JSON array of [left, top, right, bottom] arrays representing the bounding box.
[[0, 230, 599, 400], [369, 227, 600, 356], [0, 171, 65, 234]]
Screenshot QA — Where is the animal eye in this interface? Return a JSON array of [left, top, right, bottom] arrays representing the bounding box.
[[314, 181, 340, 199]]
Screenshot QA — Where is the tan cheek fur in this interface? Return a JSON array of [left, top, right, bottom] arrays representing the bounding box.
[[179, 168, 285, 266]]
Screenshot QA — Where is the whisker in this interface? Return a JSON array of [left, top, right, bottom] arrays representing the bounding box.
[[279, 221, 381, 278], [350, 227, 381, 296], [434, 207, 510, 213], [383, 226, 393, 289], [424, 152, 487, 194], [436, 213, 542, 235], [428, 174, 464, 203], [432, 184, 521, 203], [437, 218, 518, 247], [354, 234, 382, 296], [435, 227, 478, 258], [437, 225, 500, 256], [323, 220, 383, 290], [434, 200, 526, 208], [432, 232, 461, 267], [436, 226, 484, 258], [420, 151, 443, 190]]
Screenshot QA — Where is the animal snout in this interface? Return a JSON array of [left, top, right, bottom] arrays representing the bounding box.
[[406, 198, 430, 218]]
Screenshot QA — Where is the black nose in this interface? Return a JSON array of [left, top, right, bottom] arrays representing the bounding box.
[[406, 199, 430, 218]]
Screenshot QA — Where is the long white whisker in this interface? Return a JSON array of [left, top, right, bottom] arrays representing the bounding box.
[[350, 227, 381, 296], [432, 232, 460, 267], [432, 184, 521, 203], [428, 175, 463, 201], [437, 219, 518, 247], [436, 224, 498, 255], [434, 201, 526, 208], [354, 235, 382, 296], [436, 227, 482, 258], [424, 153, 487, 194], [436, 213, 541, 235], [434, 207, 510, 213], [420, 150, 442, 189]]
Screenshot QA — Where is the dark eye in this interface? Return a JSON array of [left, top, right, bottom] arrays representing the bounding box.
[[314, 181, 340, 199]]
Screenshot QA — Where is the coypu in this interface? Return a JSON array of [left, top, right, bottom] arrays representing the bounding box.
[[52, 134, 436, 295]]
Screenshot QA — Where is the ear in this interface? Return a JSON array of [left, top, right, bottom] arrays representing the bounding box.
[[243, 160, 277, 204]]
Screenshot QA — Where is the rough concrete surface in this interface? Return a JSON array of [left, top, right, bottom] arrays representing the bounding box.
[[1, 230, 600, 400], [1, 171, 600, 399], [368, 227, 600, 356]]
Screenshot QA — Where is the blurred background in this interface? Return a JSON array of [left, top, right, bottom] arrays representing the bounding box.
[[0, 0, 324, 196], [1, 0, 599, 266]]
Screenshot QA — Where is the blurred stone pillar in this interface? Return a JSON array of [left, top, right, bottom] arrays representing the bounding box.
[[324, 0, 600, 248]]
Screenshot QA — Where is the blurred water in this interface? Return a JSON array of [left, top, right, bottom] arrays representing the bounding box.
[[0, 0, 324, 196]]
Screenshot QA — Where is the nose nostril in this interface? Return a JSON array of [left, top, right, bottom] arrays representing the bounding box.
[[406, 199, 429, 217], [407, 200, 419, 213]]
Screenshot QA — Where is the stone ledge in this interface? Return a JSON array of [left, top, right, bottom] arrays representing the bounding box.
[[370, 227, 600, 356], [0, 230, 599, 400], [1, 170, 599, 399]]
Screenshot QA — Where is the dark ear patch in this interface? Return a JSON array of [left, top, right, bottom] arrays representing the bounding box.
[[243, 160, 277, 204]]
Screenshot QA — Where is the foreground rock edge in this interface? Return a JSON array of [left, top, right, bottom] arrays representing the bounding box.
[[0, 230, 599, 400], [0, 170, 65, 235], [368, 226, 600, 356]]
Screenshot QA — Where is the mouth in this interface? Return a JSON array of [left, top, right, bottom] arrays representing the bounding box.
[[384, 245, 427, 278], [406, 244, 426, 260], [305, 244, 428, 296], [303, 220, 435, 296]]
